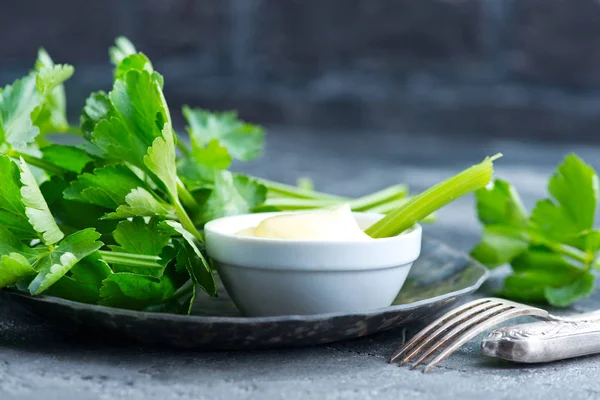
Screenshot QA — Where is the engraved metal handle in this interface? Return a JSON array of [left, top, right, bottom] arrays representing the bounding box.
[[481, 311, 600, 363]]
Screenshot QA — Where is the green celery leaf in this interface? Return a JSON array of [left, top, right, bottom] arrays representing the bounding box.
[[143, 283, 196, 315], [109, 36, 137, 67], [111, 48, 164, 88], [195, 171, 267, 225], [64, 165, 150, 209], [510, 248, 582, 275], [530, 154, 599, 243], [183, 106, 265, 162], [111, 217, 170, 256], [583, 230, 600, 255], [80, 91, 113, 138], [502, 249, 591, 306], [0, 75, 40, 147], [115, 53, 154, 80], [99, 273, 176, 310], [145, 257, 199, 314], [45, 252, 112, 304], [174, 239, 215, 297], [35, 65, 72, 94], [41, 176, 118, 241], [501, 273, 551, 303], [475, 179, 528, 227], [35, 60, 74, 94], [0, 156, 37, 239], [552, 228, 600, 257], [177, 157, 218, 191], [545, 272, 595, 307], [178, 138, 233, 192], [0, 225, 36, 257], [109, 69, 168, 145], [33, 49, 74, 134], [530, 200, 577, 240], [159, 245, 178, 267], [0, 253, 36, 288], [28, 228, 103, 295], [91, 70, 168, 170], [41, 145, 94, 173], [109, 217, 170, 278], [104, 188, 175, 219], [144, 123, 178, 199], [191, 139, 232, 169], [91, 116, 149, 167], [18, 157, 64, 245], [161, 221, 216, 296], [470, 225, 529, 268], [471, 179, 530, 267]]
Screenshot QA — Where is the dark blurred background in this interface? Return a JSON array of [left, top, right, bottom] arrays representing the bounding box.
[[1, 0, 600, 142]]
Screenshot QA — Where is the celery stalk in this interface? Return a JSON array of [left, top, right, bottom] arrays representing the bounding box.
[[99, 251, 163, 268], [365, 154, 502, 238], [366, 197, 410, 214], [259, 184, 407, 212], [260, 178, 347, 201], [255, 198, 340, 211], [364, 197, 437, 223], [8, 150, 65, 175], [348, 185, 407, 211]]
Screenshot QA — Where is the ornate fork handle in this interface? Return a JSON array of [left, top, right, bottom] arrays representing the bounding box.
[[482, 312, 600, 363]]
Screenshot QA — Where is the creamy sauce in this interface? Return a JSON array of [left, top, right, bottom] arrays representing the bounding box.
[[236, 204, 372, 241]]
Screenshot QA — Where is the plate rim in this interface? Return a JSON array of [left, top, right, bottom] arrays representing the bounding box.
[[2, 255, 488, 324]]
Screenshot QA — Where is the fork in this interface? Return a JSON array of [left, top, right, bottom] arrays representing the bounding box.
[[389, 297, 553, 372]]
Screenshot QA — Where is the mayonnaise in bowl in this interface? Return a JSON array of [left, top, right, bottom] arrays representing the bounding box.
[[235, 204, 373, 241]]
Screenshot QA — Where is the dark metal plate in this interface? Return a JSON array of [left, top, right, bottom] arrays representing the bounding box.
[[1, 236, 488, 349]]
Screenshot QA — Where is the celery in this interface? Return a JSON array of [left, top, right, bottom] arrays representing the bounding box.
[[365, 154, 502, 238], [99, 251, 163, 269], [347, 185, 407, 211], [259, 178, 346, 201], [255, 198, 340, 211]]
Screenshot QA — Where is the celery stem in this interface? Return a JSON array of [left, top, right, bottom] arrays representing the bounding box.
[[536, 241, 599, 271], [99, 251, 163, 268], [259, 178, 346, 201], [176, 136, 192, 158], [172, 197, 204, 242], [176, 178, 199, 209], [365, 154, 502, 238], [169, 280, 195, 301], [348, 185, 408, 211], [8, 150, 65, 175], [255, 198, 340, 211]]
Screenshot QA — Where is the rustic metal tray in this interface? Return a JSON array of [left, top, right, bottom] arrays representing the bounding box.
[[2, 236, 488, 349]]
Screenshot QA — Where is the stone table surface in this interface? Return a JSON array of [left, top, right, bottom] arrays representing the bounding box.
[[3, 130, 600, 400]]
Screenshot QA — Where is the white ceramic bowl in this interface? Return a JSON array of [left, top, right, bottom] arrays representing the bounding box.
[[204, 212, 422, 317]]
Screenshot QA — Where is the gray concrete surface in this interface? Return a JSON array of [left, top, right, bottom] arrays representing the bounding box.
[[3, 130, 600, 400]]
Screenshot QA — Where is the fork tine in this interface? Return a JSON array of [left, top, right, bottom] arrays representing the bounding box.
[[409, 304, 514, 368], [389, 298, 493, 364], [421, 306, 549, 372], [399, 301, 506, 365]]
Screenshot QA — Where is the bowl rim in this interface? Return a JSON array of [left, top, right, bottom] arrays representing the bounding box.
[[204, 210, 420, 246], [204, 211, 422, 270]]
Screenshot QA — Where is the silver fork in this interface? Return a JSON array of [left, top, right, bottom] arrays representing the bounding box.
[[389, 297, 553, 372]]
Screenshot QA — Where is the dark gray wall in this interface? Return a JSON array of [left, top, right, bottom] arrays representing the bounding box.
[[2, 0, 600, 142]]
